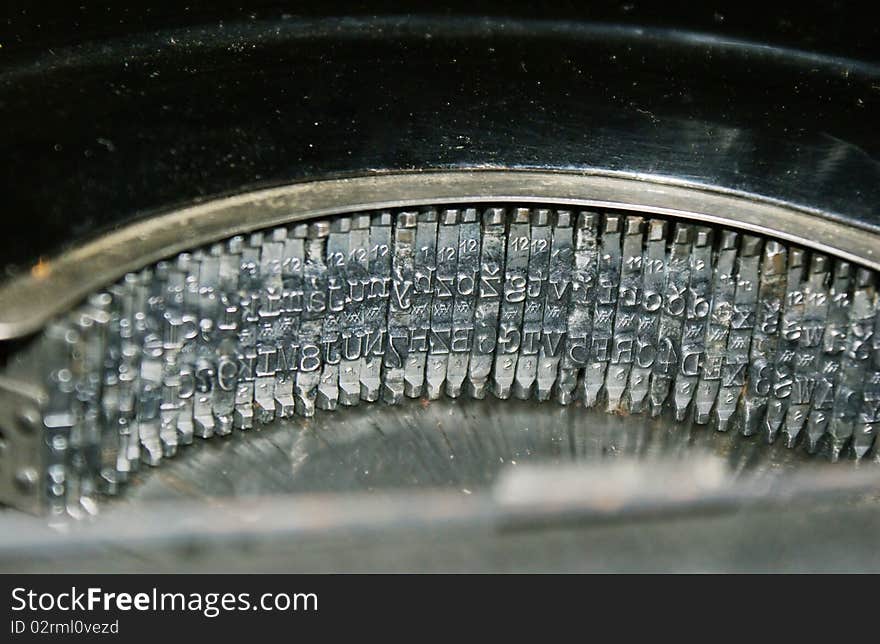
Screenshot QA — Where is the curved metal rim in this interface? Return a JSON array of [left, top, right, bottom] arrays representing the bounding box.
[[1, 168, 879, 340]]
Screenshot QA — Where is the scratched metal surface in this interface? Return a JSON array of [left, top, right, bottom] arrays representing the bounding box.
[[2, 398, 877, 573], [119, 397, 822, 504], [2, 398, 879, 572], [11, 505, 880, 573]]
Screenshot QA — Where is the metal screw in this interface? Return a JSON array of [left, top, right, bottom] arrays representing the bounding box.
[[14, 467, 39, 494], [17, 408, 41, 434]]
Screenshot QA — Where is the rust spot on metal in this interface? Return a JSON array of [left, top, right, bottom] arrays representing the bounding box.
[[30, 257, 51, 280]]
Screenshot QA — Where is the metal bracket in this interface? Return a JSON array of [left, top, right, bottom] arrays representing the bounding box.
[[0, 372, 46, 515]]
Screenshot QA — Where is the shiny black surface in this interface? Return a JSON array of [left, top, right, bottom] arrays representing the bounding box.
[[1, 6, 878, 274]]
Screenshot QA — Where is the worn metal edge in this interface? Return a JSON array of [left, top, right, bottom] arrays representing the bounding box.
[[2, 168, 878, 340]]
